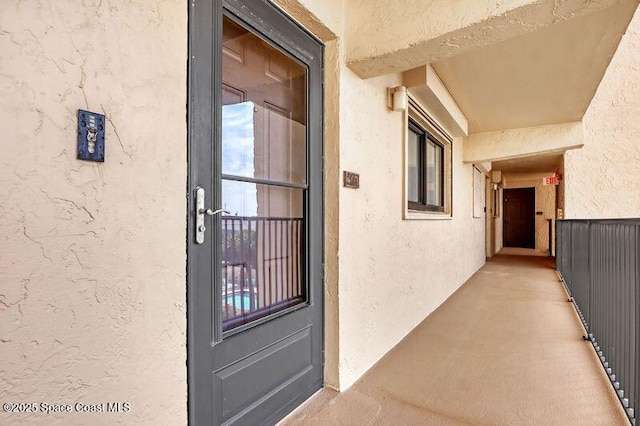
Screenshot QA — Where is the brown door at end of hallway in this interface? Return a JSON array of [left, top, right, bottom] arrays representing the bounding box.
[[503, 187, 535, 249]]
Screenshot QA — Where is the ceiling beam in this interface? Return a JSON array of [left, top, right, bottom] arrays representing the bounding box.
[[463, 121, 584, 164]]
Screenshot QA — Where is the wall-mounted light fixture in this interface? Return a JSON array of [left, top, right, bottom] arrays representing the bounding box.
[[387, 86, 407, 111]]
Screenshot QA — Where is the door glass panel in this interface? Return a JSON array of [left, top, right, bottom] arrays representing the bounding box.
[[222, 16, 307, 185], [221, 17, 309, 331], [407, 128, 420, 203], [221, 181, 305, 330]]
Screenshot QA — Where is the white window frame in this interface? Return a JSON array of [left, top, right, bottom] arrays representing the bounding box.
[[473, 165, 485, 218]]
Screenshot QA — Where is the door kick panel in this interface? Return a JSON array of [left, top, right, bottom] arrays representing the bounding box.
[[214, 327, 312, 419]]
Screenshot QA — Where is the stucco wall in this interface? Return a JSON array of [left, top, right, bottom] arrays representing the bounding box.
[[277, 0, 486, 391], [278, 0, 486, 391], [0, 1, 187, 425], [337, 67, 486, 390], [273, 0, 344, 41], [463, 121, 584, 164], [273, 0, 345, 392], [344, 0, 622, 79], [0, 0, 488, 419], [565, 5, 640, 218], [557, 156, 565, 214]]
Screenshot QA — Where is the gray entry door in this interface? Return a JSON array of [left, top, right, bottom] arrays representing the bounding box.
[[187, 1, 324, 424]]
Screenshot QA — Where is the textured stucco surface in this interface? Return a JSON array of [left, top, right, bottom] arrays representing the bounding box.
[[557, 156, 566, 212], [464, 121, 583, 163], [272, 0, 343, 41], [274, 0, 345, 392], [278, 0, 486, 391], [565, 5, 640, 218], [3, 0, 612, 421], [493, 186, 504, 256], [432, 0, 639, 133], [345, 0, 624, 78], [337, 67, 486, 390], [322, 39, 341, 391], [0, 1, 187, 424]]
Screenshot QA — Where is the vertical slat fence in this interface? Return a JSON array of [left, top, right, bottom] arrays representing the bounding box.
[[557, 219, 640, 425]]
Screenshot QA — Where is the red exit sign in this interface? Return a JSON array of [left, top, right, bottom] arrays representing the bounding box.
[[544, 176, 559, 185]]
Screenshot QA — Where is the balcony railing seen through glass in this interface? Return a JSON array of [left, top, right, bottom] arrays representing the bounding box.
[[221, 216, 305, 331]]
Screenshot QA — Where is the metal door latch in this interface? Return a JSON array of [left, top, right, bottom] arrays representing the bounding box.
[[195, 187, 229, 244]]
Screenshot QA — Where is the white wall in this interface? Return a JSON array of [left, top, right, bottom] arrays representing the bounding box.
[[565, 5, 640, 218], [286, 0, 487, 390], [336, 66, 486, 389], [0, 0, 490, 417], [0, 1, 187, 424]]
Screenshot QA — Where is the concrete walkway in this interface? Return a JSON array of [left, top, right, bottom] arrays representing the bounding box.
[[281, 255, 628, 425]]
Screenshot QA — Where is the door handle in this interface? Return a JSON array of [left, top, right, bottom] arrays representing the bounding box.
[[200, 208, 230, 216], [195, 186, 229, 244]]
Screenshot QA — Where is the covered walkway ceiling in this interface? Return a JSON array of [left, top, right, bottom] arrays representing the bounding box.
[[432, 0, 639, 133], [492, 152, 563, 174], [346, 0, 638, 134]]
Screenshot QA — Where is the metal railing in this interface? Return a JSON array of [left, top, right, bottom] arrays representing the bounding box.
[[556, 219, 640, 425], [221, 216, 304, 330]]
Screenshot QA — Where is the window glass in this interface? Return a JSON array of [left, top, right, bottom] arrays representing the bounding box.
[[426, 140, 437, 205], [434, 144, 443, 206], [406, 111, 448, 214], [407, 128, 420, 203]]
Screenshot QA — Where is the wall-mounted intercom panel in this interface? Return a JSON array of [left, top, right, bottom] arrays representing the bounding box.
[[77, 109, 105, 162]]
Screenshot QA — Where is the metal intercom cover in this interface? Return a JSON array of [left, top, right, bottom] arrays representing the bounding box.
[[77, 109, 105, 162]]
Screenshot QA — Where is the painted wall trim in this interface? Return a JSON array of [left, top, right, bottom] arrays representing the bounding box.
[[268, 0, 343, 391]]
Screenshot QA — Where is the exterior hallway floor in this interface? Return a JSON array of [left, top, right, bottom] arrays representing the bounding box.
[[281, 255, 629, 425]]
